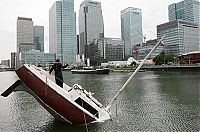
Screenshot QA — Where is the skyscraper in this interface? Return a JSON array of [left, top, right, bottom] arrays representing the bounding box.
[[16, 17, 34, 68], [79, 0, 104, 58], [11, 52, 16, 69], [34, 26, 44, 52], [168, 0, 200, 53], [168, 0, 200, 25], [49, 0, 77, 64], [121, 7, 143, 59]]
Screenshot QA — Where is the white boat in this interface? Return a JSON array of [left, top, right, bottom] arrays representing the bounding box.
[[71, 67, 110, 74]]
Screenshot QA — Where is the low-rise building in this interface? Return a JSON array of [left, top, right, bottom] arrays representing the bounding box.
[[20, 50, 56, 66], [137, 39, 164, 60], [1, 59, 10, 68]]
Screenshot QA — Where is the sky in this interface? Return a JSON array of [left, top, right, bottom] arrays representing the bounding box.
[[0, 0, 182, 61]]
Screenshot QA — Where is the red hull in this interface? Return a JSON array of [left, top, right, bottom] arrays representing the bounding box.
[[16, 66, 95, 124]]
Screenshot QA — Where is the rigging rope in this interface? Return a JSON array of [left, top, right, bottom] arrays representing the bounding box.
[[81, 98, 89, 132]]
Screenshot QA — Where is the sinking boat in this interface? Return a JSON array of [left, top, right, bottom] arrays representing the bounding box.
[[1, 64, 110, 124], [1, 36, 165, 125]]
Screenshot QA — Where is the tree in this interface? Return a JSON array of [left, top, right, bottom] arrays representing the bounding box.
[[153, 51, 176, 65]]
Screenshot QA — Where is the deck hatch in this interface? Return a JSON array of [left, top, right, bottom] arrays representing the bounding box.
[[75, 97, 99, 118]]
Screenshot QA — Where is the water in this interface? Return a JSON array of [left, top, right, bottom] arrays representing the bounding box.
[[0, 71, 199, 132]]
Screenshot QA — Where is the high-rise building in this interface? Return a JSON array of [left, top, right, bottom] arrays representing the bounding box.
[[34, 26, 44, 52], [157, 20, 200, 55], [11, 52, 16, 69], [16, 17, 34, 68], [49, 0, 77, 64], [121, 7, 143, 59], [168, 0, 200, 25], [79, 0, 104, 58]]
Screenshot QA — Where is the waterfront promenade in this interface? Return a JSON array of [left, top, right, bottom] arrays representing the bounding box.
[[141, 64, 200, 71], [111, 64, 200, 72], [0, 68, 15, 72]]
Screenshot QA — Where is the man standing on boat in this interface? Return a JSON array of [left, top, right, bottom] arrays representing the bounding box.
[[49, 59, 68, 88]]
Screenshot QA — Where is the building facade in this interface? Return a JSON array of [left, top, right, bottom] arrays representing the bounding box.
[[20, 50, 56, 66], [157, 20, 200, 55], [84, 37, 125, 65], [34, 26, 44, 52], [168, 0, 200, 25], [121, 7, 143, 59], [137, 39, 164, 60], [49, 0, 77, 64], [19, 43, 36, 53], [1, 59, 10, 68], [11, 52, 16, 69], [17, 17, 34, 68], [79, 0, 104, 58], [104, 38, 125, 61]]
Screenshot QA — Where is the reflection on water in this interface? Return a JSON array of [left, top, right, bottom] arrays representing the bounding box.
[[0, 71, 199, 131]]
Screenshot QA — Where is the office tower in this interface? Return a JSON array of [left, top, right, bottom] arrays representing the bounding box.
[[49, 0, 77, 64], [34, 26, 44, 52], [121, 7, 143, 59], [11, 52, 16, 69], [168, 0, 200, 25], [88, 37, 125, 65], [17, 17, 34, 68], [79, 0, 104, 58], [77, 35, 80, 54], [104, 38, 125, 61], [157, 20, 199, 55]]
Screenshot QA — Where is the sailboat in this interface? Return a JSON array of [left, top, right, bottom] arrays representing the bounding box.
[[1, 36, 164, 124]]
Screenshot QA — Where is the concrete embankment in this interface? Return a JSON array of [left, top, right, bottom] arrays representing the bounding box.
[[111, 65, 200, 72], [141, 65, 200, 71]]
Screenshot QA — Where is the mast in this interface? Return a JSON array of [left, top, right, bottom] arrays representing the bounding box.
[[105, 35, 165, 111]]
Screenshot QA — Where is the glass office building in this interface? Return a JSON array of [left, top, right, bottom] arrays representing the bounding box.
[[121, 7, 143, 59], [16, 17, 34, 68], [20, 50, 56, 66], [34, 26, 44, 52], [157, 20, 199, 55], [138, 39, 163, 60], [49, 0, 77, 64], [168, 0, 200, 25], [79, 0, 104, 58], [166, 0, 200, 54]]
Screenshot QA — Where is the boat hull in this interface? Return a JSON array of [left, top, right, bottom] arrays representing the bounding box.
[[15, 65, 95, 124]]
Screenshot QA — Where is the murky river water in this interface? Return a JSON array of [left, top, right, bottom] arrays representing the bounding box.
[[0, 71, 199, 132]]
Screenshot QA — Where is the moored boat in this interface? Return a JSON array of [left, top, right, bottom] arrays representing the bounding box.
[[71, 67, 110, 74]]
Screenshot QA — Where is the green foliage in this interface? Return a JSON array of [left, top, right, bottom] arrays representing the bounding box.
[[179, 59, 187, 64], [153, 51, 176, 65]]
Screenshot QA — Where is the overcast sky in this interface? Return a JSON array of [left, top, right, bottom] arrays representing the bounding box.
[[0, 0, 181, 61]]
